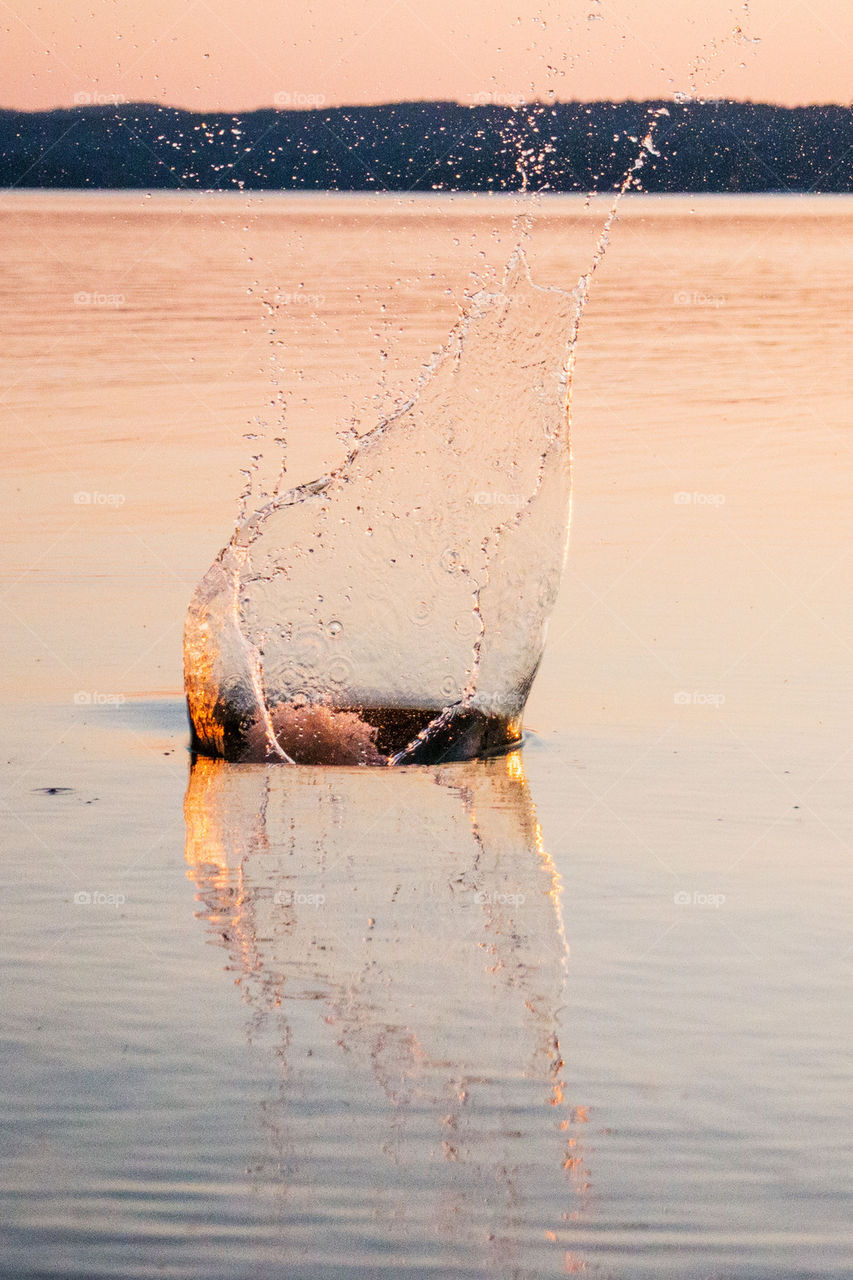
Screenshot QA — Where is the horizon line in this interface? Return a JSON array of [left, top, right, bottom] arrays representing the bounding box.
[[2, 95, 852, 116]]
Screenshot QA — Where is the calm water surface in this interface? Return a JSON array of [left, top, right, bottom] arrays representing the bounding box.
[[1, 193, 851, 1278]]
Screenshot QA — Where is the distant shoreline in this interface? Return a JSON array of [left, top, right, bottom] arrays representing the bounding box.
[[6, 190, 853, 203], [2, 100, 851, 193]]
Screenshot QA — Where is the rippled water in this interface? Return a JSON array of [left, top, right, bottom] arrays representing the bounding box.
[[1, 193, 852, 1278]]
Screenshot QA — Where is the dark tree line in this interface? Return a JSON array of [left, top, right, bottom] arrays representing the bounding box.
[[1, 100, 850, 192]]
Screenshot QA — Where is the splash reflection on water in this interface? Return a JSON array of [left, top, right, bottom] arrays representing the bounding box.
[[184, 751, 591, 1276]]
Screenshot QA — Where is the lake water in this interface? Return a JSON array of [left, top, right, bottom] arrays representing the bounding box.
[[1, 192, 852, 1278]]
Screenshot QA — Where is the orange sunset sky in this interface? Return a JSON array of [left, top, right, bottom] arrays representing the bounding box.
[[0, 0, 850, 111]]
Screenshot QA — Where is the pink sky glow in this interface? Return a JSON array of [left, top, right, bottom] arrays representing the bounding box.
[[1, 0, 850, 112]]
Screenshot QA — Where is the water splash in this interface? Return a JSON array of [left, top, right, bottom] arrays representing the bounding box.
[[184, 114, 666, 765]]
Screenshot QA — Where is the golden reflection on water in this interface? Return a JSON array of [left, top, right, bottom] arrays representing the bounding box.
[[184, 751, 591, 1269]]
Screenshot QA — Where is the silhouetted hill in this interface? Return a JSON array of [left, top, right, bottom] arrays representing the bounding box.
[[1, 100, 851, 192]]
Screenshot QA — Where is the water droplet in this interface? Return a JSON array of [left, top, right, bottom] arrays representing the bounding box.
[[327, 658, 352, 685]]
